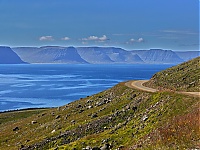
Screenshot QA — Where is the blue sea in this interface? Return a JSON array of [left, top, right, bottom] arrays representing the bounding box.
[[0, 64, 173, 112]]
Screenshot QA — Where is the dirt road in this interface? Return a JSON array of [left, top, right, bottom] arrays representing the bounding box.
[[125, 80, 200, 97]]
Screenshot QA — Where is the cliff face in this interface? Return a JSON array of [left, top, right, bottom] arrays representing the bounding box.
[[0, 46, 25, 64]]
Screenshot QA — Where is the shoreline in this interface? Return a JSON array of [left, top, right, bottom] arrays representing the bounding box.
[[0, 107, 52, 114]]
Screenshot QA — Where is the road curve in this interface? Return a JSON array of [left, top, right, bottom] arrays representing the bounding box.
[[125, 80, 200, 97], [125, 80, 157, 92]]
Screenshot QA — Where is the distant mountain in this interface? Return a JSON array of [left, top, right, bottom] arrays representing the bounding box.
[[0, 46, 25, 64], [13, 46, 88, 64], [76, 47, 143, 64], [12, 46, 198, 64], [175, 51, 199, 61], [132, 49, 184, 64]]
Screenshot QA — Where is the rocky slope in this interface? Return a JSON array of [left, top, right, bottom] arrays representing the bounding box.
[[0, 46, 25, 64], [145, 56, 200, 92], [0, 58, 199, 150]]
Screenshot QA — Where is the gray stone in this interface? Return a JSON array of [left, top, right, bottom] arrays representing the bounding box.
[[13, 126, 19, 131], [31, 121, 37, 124], [55, 115, 60, 119]]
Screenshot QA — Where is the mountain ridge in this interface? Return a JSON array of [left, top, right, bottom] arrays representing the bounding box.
[[11, 46, 199, 64]]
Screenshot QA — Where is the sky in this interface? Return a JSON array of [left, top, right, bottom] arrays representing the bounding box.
[[0, 0, 199, 50]]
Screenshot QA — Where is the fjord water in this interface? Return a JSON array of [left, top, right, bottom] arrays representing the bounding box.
[[0, 64, 173, 111]]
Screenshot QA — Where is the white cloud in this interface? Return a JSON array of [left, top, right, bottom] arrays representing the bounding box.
[[128, 38, 144, 44], [39, 36, 54, 41], [138, 38, 144, 42], [61, 37, 70, 41], [82, 35, 109, 42], [99, 35, 108, 41], [130, 38, 135, 42]]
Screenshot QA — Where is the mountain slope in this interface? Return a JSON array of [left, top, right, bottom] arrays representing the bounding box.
[[0, 46, 25, 64], [132, 49, 184, 64], [175, 51, 199, 61], [145, 56, 200, 92]]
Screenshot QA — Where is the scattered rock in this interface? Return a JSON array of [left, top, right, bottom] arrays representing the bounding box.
[[79, 109, 84, 113], [51, 129, 56, 133], [100, 143, 110, 150], [88, 105, 93, 109], [91, 113, 98, 118], [71, 120, 76, 124], [76, 104, 82, 108], [92, 147, 100, 150], [142, 115, 148, 121], [132, 106, 137, 111], [13, 127, 19, 131], [84, 146, 91, 150], [55, 115, 60, 119], [31, 121, 37, 124]]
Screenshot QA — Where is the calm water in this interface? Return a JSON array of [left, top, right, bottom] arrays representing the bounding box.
[[0, 64, 173, 111]]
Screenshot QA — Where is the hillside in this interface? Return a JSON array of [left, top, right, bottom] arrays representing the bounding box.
[[0, 46, 25, 64], [145, 56, 200, 92], [0, 58, 199, 150]]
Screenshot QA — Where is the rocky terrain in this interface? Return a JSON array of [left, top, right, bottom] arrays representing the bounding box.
[[0, 58, 199, 150], [145, 56, 200, 92]]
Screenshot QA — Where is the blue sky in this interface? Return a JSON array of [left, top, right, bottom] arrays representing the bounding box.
[[0, 0, 199, 50]]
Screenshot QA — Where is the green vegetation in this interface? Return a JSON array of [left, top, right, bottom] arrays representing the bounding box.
[[145, 56, 200, 92]]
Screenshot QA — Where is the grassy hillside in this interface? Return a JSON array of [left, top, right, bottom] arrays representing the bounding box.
[[0, 82, 199, 150], [145, 56, 200, 92]]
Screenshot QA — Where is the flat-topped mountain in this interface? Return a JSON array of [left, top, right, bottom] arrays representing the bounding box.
[[13, 46, 88, 64], [145, 56, 200, 92], [12, 46, 199, 64], [0, 46, 25, 64]]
